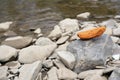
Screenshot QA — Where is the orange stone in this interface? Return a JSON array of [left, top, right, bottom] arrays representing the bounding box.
[[77, 26, 106, 40]]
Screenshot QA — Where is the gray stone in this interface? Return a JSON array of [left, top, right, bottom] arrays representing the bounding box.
[[0, 21, 13, 32], [103, 67, 116, 74], [2, 36, 33, 49], [57, 68, 77, 80], [77, 12, 91, 19], [57, 51, 76, 69], [19, 61, 42, 80], [67, 34, 114, 73], [78, 69, 103, 79], [48, 25, 62, 40], [0, 66, 8, 80], [85, 75, 107, 80], [111, 36, 119, 43], [5, 61, 21, 69], [36, 73, 42, 80], [59, 18, 79, 33], [113, 28, 120, 36], [35, 37, 57, 46], [0, 45, 17, 62], [53, 59, 66, 69], [18, 45, 56, 63], [56, 36, 69, 45], [109, 68, 120, 80], [4, 31, 17, 37], [47, 67, 58, 80]]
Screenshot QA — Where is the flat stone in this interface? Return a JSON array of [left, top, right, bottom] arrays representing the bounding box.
[[56, 36, 69, 45], [57, 51, 76, 69], [19, 61, 42, 80], [0, 45, 17, 62], [48, 25, 62, 40], [47, 67, 58, 80], [78, 69, 103, 79], [0, 21, 13, 32], [59, 18, 79, 33], [18, 45, 56, 63], [67, 34, 114, 73], [0, 66, 8, 80], [57, 68, 77, 80], [2, 36, 33, 49]]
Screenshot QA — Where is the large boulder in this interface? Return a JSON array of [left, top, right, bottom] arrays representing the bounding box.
[[67, 34, 114, 73], [109, 68, 120, 80], [2, 36, 33, 49], [18, 45, 57, 63], [0, 45, 17, 62]]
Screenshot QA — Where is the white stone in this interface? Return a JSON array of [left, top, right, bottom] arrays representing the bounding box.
[[48, 25, 62, 40], [2, 36, 33, 49], [59, 18, 79, 33], [0, 21, 13, 32], [0, 45, 17, 62], [53, 59, 66, 69], [111, 36, 119, 43], [18, 45, 57, 63], [0, 66, 8, 80], [77, 12, 91, 19], [57, 68, 77, 80], [112, 54, 120, 60], [19, 61, 42, 80], [56, 36, 69, 45], [57, 51, 76, 69], [43, 60, 53, 68], [47, 67, 58, 80], [34, 28, 41, 34], [35, 37, 57, 46], [114, 15, 120, 19], [5, 61, 21, 69], [113, 28, 120, 36]]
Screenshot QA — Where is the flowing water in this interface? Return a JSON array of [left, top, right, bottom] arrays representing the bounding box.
[[0, 0, 120, 36]]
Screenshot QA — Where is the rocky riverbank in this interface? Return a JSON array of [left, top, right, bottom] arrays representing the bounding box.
[[0, 12, 120, 80]]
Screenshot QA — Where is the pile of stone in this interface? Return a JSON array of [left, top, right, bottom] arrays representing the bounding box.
[[0, 12, 120, 80]]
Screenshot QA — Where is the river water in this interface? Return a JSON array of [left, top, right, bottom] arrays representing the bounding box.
[[0, 0, 120, 36]]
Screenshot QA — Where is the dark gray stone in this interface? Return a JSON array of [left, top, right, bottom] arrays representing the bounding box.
[[109, 68, 120, 80], [67, 34, 114, 73]]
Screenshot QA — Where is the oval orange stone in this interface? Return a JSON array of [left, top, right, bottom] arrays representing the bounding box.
[[77, 26, 106, 40]]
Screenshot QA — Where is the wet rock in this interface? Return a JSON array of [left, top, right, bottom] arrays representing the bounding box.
[[0, 21, 13, 32], [57, 51, 76, 69], [0, 45, 17, 62], [18, 45, 56, 63], [78, 69, 103, 79], [3, 31, 17, 37], [111, 36, 119, 43], [0, 66, 8, 80], [113, 28, 120, 36], [5, 61, 21, 69], [109, 68, 120, 80], [56, 36, 69, 45], [59, 18, 79, 33], [43, 60, 53, 68], [77, 12, 91, 19], [85, 75, 107, 80], [57, 68, 77, 80], [2, 36, 33, 49], [67, 34, 114, 73], [34, 28, 41, 34], [35, 37, 57, 46], [47, 67, 58, 80], [19, 61, 42, 80], [48, 25, 62, 40]]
